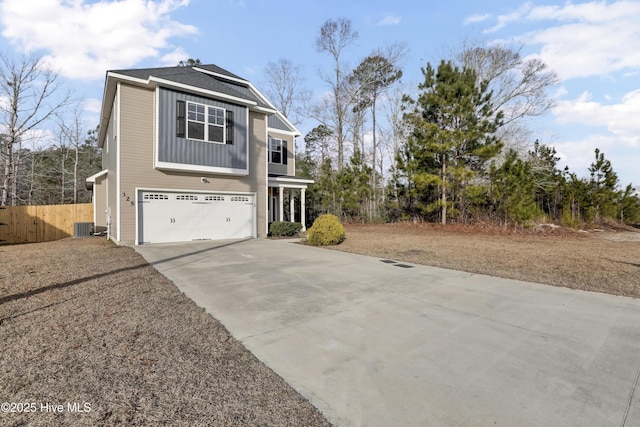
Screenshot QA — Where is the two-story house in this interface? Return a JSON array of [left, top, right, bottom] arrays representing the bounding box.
[[86, 64, 312, 245]]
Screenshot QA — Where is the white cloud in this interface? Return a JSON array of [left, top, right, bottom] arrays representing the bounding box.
[[377, 15, 401, 26], [159, 46, 190, 66], [486, 1, 640, 79], [464, 13, 491, 25], [554, 89, 640, 148], [0, 0, 197, 80], [553, 134, 616, 176], [83, 98, 102, 114], [485, 2, 534, 33]]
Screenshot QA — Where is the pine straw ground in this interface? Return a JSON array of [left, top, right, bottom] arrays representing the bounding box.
[[329, 222, 640, 299], [0, 238, 331, 427]]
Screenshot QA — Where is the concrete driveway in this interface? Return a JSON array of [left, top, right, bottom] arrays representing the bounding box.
[[136, 238, 640, 427]]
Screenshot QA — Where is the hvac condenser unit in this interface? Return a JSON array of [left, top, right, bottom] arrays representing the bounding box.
[[74, 222, 94, 237]]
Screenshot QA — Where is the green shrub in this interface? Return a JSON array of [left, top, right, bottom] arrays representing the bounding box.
[[307, 214, 345, 246], [269, 221, 303, 237]]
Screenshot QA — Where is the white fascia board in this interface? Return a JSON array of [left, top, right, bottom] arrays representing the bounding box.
[[86, 169, 108, 182], [268, 128, 298, 136], [268, 182, 310, 189], [155, 161, 249, 176], [192, 67, 250, 85], [252, 105, 277, 114], [150, 77, 257, 106], [107, 71, 259, 106], [268, 176, 314, 189]]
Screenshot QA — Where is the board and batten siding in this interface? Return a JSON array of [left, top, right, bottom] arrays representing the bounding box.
[[116, 84, 268, 244], [157, 88, 248, 170], [267, 114, 291, 132]]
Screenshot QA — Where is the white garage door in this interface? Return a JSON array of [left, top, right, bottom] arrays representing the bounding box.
[[138, 191, 255, 244]]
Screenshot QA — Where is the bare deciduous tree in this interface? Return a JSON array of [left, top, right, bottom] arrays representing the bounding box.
[[455, 41, 559, 152], [315, 17, 358, 170], [0, 54, 69, 206], [263, 59, 311, 127]]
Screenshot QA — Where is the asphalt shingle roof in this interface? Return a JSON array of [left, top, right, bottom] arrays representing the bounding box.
[[111, 64, 271, 109]]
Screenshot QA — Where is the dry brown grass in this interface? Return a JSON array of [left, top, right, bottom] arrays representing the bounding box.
[[327, 222, 640, 298], [0, 238, 331, 427]]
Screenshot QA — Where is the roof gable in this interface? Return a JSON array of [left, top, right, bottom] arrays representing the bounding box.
[[98, 63, 299, 146]]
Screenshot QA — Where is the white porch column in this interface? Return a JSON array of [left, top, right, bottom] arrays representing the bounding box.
[[278, 186, 284, 222], [290, 190, 295, 223], [301, 188, 306, 231]]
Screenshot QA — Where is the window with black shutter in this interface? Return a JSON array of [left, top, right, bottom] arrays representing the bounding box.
[[176, 100, 186, 137], [282, 140, 288, 165], [226, 110, 234, 144]]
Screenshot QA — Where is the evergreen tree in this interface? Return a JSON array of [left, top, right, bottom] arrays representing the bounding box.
[[527, 140, 564, 220], [337, 149, 372, 220], [587, 148, 619, 222], [618, 184, 640, 224], [489, 149, 540, 225], [400, 60, 503, 224]]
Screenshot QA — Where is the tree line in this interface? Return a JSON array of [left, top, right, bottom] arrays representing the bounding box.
[[263, 18, 640, 227], [0, 55, 101, 206], [2, 20, 638, 228]]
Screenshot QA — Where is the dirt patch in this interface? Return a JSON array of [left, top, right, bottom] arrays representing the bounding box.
[[325, 222, 640, 298], [0, 238, 331, 426]]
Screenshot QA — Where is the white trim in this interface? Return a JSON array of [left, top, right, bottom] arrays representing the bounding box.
[[191, 67, 250, 86], [107, 71, 148, 85], [267, 127, 298, 136], [152, 77, 257, 107], [155, 160, 248, 175], [116, 83, 121, 242], [269, 183, 310, 190], [185, 101, 226, 144], [264, 113, 269, 237], [252, 105, 278, 114], [87, 169, 108, 227], [107, 72, 260, 107], [134, 187, 257, 245], [268, 176, 314, 184], [268, 137, 284, 165], [86, 169, 108, 182], [192, 66, 278, 112], [155, 87, 160, 172]]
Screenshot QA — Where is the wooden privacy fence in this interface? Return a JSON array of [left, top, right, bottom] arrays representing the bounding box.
[[0, 204, 93, 244]]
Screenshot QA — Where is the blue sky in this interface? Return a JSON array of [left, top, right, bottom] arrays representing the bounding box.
[[0, 0, 638, 186]]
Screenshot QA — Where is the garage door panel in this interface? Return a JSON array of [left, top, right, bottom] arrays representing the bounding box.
[[138, 191, 255, 244]]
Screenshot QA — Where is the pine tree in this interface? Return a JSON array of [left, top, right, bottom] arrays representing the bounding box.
[[489, 149, 540, 225], [588, 148, 619, 222], [400, 60, 503, 224]]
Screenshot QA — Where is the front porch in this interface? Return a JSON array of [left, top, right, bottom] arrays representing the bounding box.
[[268, 174, 314, 231]]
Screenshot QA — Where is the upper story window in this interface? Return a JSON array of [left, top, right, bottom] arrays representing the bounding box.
[[176, 100, 233, 145], [187, 102, 225, 143], [269, 137, 288, 165]]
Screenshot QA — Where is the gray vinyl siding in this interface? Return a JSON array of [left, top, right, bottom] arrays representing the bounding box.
[[157, 88, 248, 170], [268, 114, 292, 131]]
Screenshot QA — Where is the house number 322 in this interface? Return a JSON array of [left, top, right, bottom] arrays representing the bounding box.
[[122, 192, 134, 206]]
